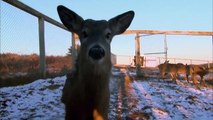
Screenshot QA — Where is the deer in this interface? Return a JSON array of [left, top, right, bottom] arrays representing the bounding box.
[[186, 64, 209, 86], [57, 5, 134, 120], [158, 61, 209, 86], [158, 61, 188, 83]]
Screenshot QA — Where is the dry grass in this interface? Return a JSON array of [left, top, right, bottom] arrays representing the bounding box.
[[0, 53, 72, 87]]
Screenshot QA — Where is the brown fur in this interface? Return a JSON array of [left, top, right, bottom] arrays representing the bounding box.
[[158, 61, 209, 85], [57, 5, 134, 120], [158, 61, 188, 83], [186, 64, 209, 85]]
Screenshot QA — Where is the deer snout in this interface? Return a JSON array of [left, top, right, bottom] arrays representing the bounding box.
[[89, 45, 105, 60]]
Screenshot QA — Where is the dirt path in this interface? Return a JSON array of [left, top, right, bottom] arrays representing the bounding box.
[[109, 68, 151, 120]]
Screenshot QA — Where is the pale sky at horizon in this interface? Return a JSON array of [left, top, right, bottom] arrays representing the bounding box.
[[1, 0, 212, 62]]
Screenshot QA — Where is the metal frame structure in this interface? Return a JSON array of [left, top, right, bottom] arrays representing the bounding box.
[[123, 30, 213, 76]]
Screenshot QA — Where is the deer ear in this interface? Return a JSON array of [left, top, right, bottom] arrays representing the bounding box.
[[57, 5, 84, 33], [108, 11, 134, 35]]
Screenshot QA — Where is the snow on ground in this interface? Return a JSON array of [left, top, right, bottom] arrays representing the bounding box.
[[0, 77, 65, 120], [0, 68, 213, 120]]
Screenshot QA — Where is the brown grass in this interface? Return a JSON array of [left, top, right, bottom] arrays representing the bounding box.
[[0, 53, 72, 87]]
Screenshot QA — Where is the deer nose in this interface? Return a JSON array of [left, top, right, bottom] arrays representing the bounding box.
[[89, 45, 105, 60]]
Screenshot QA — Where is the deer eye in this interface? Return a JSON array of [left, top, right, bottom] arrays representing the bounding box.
[[105, 32, 111, 39], [81, 30, 88, 38]]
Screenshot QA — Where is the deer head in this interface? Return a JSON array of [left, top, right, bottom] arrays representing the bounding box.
[[57, 6, 134, 67]]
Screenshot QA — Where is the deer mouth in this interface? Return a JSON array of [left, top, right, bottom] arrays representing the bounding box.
[[88, 45, 105, 62]]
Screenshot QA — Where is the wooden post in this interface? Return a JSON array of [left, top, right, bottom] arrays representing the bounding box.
[[212, 36, 213, 63], [144, 57, 146, 67], [135, 33, 140, 66], [164, 34, 168, 61], [135, 33, 144, 77], [38, 17, 46, 78], [71, 33, 77, 66]]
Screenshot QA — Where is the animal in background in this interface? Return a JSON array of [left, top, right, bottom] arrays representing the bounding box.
[[158, 61, 209, 86], [158, 61, 188, 83], [186, 64, 209, 86]]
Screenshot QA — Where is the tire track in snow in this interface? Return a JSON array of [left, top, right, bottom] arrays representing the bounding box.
[[110, 68, 149, 119], [132, 81, 173, 120], [120, 68, 151, 119]]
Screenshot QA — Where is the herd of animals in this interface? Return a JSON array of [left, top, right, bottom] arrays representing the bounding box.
[[157, 60, 212, 86]]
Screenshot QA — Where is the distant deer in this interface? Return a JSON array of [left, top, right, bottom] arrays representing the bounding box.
[[158, 61, 209, 86], [186, 64, 209, 86], [57, 5, 134, 120], [158, 61, 188, 83]]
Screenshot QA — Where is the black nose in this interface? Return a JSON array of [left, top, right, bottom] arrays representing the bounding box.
[[89, 45, 105, 60]]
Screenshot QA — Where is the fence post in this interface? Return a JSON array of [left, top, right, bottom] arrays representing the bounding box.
[[135, 33, 144, 77], [164, 34, 168, 61], [212, 36, 213, 64], [38, 17, 46, 78], [129, 56, 131, 65], [135, 33, 140, 66], [144, 56, 146, 67]]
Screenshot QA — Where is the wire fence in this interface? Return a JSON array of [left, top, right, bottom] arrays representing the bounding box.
[[115, 55, 211, 68], [0, 1, 73, 87], [1, 1, 39, 54]]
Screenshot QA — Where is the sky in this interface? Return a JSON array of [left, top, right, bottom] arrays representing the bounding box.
[[1, 0, 213, 62]]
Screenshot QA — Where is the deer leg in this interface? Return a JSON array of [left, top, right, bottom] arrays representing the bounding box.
[[200, 75, 206, 86], [174, 73, 178, 83], [191, 73, 199, 86], [159, 72, 165, 80], [170, 73, 177, 83], [162, 72, 165, 79], [186, 74, 190, 83]]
